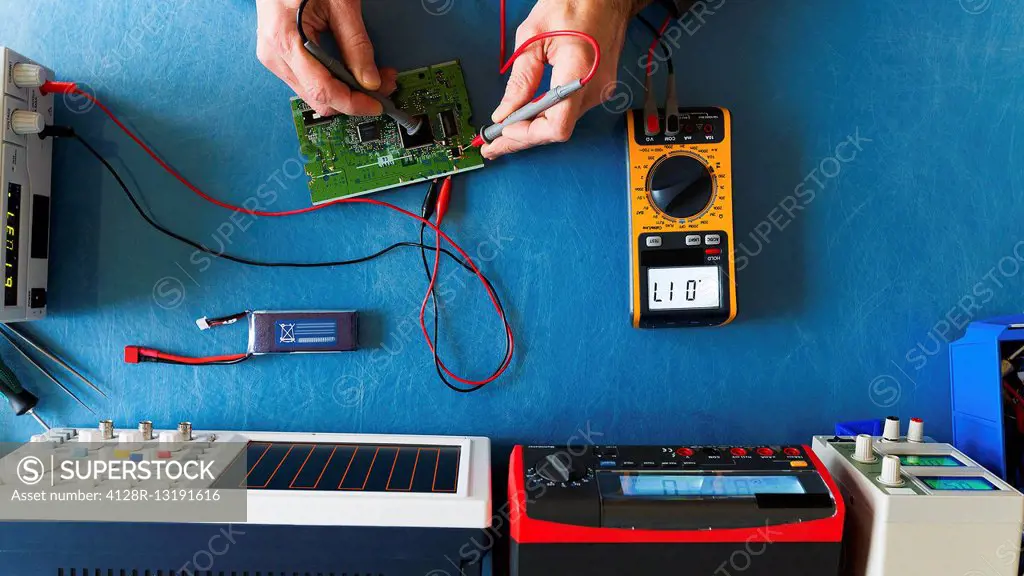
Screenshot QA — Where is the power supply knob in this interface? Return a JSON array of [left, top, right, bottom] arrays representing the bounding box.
[[881, 416, 900, 442], [647, 155, 714, 220], [534, 453, 585, 483], [907, 417, 924, 443], [12, 63, 45, 88], [879, 455, 904, 486], [853, 434, 876, 463], [10, 110, 44, 135]]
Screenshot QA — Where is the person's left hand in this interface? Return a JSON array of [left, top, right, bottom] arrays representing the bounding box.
[[481, 0, 634, 159]]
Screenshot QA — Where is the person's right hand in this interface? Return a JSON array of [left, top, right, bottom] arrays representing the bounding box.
[[255, 0, 398, 117]]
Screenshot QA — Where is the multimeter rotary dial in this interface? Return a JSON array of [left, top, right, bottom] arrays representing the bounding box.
[[533, 453, 587, 483], [647, 154, 716, 221]]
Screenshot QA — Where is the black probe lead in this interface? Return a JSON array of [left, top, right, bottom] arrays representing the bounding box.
[[297, 0, 311, 44], [68, 133, 484, 274], [62, 131, 509, 388], [419, 183, 507, 394], [635, 14, 675, 75]]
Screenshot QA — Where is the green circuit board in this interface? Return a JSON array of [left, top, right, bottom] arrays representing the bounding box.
[[291, 60, 485, 204]]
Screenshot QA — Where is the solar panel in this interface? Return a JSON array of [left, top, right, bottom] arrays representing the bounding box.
[[238, 442, 461, 493]]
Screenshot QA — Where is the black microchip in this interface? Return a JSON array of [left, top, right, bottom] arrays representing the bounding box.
[[302, 109, 334, 127], [399, 114, 434, 149], [357, 121, 381, 143], [437, 109, 459, 139]]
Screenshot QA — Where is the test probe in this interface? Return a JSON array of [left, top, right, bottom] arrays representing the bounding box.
[[296, 0, 423, 136], [33, 0, 611, 390]]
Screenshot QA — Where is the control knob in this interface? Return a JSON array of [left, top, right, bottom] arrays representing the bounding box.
[[10, 110, 43, 135], [12, 63, 45, 89], [853, 434, 876, 463], [534, 453, 585, 483], [907, 417, 924, 443], [881, 416, 900, 442], [647, 155, 714, 220], [879, 455, 904, 486]]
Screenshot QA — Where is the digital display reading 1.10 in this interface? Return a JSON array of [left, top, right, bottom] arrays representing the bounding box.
[[919, 476, 997, 491], [5, 183, 20, 307], [620, 474, 805, 498], [647, 266, 721, 311]]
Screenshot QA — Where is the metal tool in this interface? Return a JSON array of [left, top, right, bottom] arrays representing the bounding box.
[[0, 328, 95, 414], [3, 324, 106, 398], [0, 356, 49, 431]]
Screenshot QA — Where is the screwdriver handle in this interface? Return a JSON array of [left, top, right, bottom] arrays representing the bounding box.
[[0, 358, 37, 416]]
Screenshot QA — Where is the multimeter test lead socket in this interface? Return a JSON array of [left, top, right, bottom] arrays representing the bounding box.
[[470, 80, 586, 147]]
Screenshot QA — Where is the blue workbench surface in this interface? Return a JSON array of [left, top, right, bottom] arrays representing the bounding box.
[[1, 0, 1022, 445]]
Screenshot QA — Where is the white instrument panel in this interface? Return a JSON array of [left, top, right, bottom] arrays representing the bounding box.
[[812, 434, 1023, 576], [0, 427, 492, 529]]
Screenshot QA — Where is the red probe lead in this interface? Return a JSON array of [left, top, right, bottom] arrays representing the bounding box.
[[470, 0, 602, 147], [47, 83, 514, 387]]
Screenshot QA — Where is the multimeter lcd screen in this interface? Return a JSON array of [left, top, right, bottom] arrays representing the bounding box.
[[898, 455, 963, 467], [647, 266, 721, 310], [620, 475, 805, 497], [919, 476, 997, 491]]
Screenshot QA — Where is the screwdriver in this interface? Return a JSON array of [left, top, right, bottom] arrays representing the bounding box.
[[0, 357, 49, 431], [0, 329, 95, 414]]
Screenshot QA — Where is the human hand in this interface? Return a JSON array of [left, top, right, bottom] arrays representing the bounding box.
[[255, 0, 398, 116], [481, 0, 637, 159]]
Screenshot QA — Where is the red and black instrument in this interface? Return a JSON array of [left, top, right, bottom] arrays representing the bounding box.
[[509, 444, 845, 576]]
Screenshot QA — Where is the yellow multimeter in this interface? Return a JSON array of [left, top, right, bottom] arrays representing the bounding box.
[[626, 107, 736, 328]]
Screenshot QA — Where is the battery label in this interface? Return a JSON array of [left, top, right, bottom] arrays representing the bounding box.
[[275, 319, 338, 348], [250, 310, 358, 354]]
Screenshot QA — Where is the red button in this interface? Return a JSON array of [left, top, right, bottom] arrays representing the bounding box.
[[705, 248, 722, 255], [676, 447, 694, 457], [756, 447, 774, 457], [684, 124, 695, 134], [157, 451, 172, 459], [646, 115, 660, 135], [730, 447, 748, 457], [704, 123, 714, 134], [783, 447, 801, 457]]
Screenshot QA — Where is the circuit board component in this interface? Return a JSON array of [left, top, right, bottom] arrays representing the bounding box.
[[291, 60, 485, 204]]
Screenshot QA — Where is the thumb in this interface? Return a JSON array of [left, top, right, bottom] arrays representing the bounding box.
[[328, 1, 382, 91], [491, 48, 546, 123]]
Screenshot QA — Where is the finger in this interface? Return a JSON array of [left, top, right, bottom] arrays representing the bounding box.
[[283, 45, 383, 116], [532, 42, 593, 141], [328, 0, 382, 91], [491, 48, 546, 123], [481, 120, 540, 159], [272, 56, 340, 117], [477, 121, 532, 157], [379, 67, 399, 96]]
